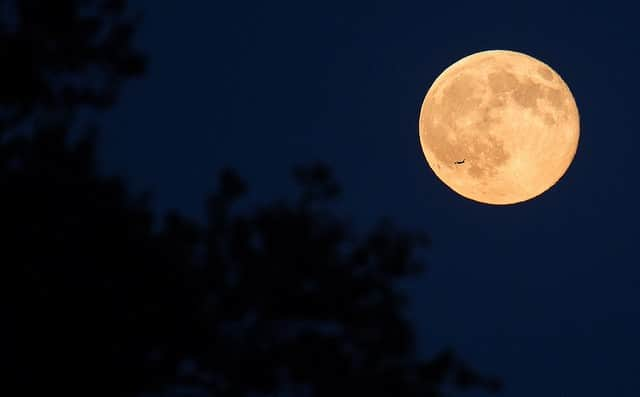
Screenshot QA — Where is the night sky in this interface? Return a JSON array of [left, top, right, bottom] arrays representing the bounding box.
[[100, 1, 639, 396]]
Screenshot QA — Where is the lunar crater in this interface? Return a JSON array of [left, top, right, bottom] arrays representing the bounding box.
[[537, 66, 554, 81]]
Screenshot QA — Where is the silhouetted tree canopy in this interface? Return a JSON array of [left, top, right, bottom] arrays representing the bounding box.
[[0, 1, 502, 396], [0, 0, 145, 134]]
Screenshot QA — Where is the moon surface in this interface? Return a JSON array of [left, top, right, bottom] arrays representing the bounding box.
[[418, 50, 579, 205]]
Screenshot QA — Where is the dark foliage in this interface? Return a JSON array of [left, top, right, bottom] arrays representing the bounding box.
[[0, 0, 145, 134], [0, 1, 502, 396]]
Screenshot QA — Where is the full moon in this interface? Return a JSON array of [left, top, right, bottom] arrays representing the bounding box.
[[418, 50, 579, 205]]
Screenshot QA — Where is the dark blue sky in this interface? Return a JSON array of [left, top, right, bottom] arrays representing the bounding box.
[[100, 1, 640, 395]]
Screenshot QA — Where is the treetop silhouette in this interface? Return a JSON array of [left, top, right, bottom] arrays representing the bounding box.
[[0, 0, 145, 134], [0, 1, 502, 396]]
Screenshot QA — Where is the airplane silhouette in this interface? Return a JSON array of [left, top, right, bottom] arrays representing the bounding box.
[[454, 159, 465, 164]]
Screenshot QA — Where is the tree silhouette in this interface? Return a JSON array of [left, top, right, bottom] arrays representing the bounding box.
[[0, 0, 145, 134], [0, 1, 502, 396]]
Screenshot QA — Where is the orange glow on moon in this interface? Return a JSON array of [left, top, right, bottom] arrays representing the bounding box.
[[418, 50, 580, 205]]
